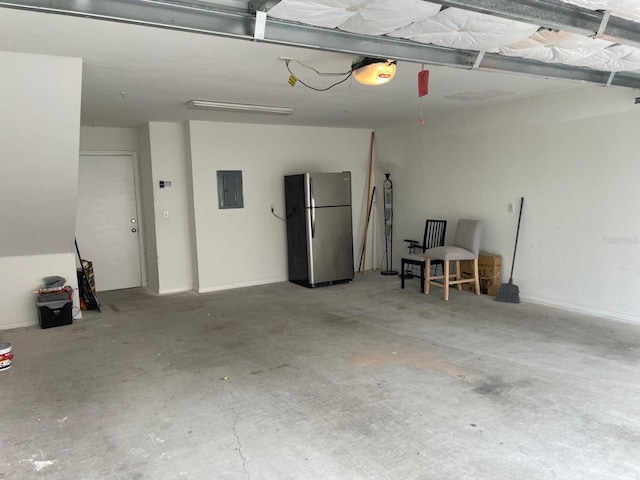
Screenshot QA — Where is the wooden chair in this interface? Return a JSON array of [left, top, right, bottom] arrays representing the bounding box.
[[424, 219, 482, 301], [401, 219, 447, 293]]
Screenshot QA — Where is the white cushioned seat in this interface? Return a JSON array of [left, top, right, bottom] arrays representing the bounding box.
[[422, 246, 477, 261], [424, 219, 483, 301]]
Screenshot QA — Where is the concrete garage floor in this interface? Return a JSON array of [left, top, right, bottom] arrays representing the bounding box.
[[1, 273, 639, 480]]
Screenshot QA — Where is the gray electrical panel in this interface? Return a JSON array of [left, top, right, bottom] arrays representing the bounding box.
[[217, 170, 244, 209]]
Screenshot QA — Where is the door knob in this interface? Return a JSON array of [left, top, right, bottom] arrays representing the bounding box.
[[131, 228, 137, 233]]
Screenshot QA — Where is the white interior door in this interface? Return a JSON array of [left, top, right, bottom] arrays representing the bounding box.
[[77, 154, 143, 291]]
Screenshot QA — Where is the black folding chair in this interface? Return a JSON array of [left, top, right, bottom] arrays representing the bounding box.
[[401, 219, 447, 293]]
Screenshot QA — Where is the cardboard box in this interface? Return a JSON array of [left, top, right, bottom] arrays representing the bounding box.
[[459, 252, 502, 296]]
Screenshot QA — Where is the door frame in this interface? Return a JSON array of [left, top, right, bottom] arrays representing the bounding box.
[[78, 151, 147, 289]]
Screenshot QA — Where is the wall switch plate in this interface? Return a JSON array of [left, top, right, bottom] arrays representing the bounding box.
[[163, 211, 169, 219], [508, 203, 514, 214]]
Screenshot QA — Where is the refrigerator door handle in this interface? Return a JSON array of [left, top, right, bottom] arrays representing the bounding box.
[[310, 178, 316, 238]]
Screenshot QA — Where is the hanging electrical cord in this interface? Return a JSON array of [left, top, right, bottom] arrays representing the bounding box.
[[271, 206, 285, 222], [293, 60, 352, 77], [285, 59, 352, 92]]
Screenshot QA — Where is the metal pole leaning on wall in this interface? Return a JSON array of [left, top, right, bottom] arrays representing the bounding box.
[[359, 131, 375, 273], [381, 173, 398, 275], [359, 186, 376, 273]]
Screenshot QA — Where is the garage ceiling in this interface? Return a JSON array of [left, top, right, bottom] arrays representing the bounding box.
[[1, 0, 639, 128]]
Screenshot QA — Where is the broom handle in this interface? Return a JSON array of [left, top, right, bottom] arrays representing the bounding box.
[[509, 197, 524, 282]]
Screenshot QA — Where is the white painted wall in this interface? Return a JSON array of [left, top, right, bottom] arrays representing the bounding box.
[[79, 126, 139, 152], [0, 254, 79, 330], [184, 123, 201, 293], [1, 51, 82, 257], [137, 124, 160, 293], [0, 51, 82, 329], [80, 126, 149, 293], [147, 122, 193, 294], [376, 85, 640, 322], [186, 121, 372, 292]]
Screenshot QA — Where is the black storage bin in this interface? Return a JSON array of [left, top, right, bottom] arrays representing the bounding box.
[[38, 300, 73, 329]]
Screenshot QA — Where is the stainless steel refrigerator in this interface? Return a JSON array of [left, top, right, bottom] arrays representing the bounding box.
[[285, 172, 354, 287]]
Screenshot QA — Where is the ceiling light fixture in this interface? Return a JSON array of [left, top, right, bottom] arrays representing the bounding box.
[[351, 57, 397, 86], [188, 100, 294, 115]]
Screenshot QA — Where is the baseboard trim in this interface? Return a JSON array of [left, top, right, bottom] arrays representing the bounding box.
[[158, 286, 193, 295], [2, 308, 82, 330], [520, 294, 640, 325], [1, 319, 38, 330], [198, 277, 286, 294]]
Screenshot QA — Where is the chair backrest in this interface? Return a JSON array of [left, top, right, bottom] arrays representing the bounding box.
[[423, 219, 447, 250], [453, 219, 482, 255]]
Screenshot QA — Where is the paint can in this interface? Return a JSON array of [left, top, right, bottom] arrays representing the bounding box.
[[0, 343, 13, 371]]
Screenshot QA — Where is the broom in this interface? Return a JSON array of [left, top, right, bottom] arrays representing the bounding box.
[[495, 197, 524, 303]]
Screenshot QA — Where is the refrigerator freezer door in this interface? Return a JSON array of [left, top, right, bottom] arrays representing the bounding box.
[[307, 205, 354, 285], [305, 172, 351, 208]]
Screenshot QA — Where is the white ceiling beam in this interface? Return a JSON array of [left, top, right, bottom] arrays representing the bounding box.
[[435, 0, 640, 48], [248, 0, 281, 13], [254, 10, 266, 39], [2, 0, 640, 89], [472, 51, 486, 70], [595, 9, 612, 38]]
